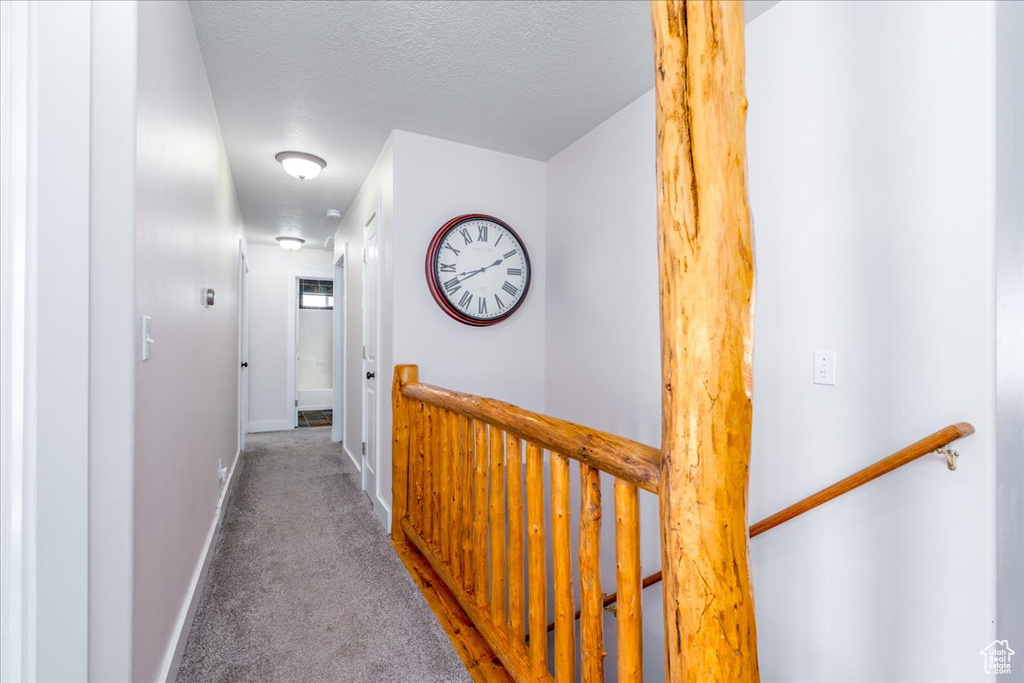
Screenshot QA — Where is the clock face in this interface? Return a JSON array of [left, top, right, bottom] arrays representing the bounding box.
[[425, 214, 531, 326]]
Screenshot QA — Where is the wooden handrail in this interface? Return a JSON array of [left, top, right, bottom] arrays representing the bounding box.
[[402, 382, 662, 493], [586, 422, 976, 620]]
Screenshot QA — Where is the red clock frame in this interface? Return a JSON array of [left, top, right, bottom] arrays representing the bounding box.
[[424, 213, 531, 327]]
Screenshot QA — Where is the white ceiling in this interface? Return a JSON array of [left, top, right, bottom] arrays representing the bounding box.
[[189, 1, 777, 249]]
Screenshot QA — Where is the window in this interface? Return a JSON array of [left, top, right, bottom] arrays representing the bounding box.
[[299, 278, 333, 310]]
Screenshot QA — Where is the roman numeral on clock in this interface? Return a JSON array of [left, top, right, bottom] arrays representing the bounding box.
[[460, 228, 473, 245], [501, 281, 518, 297], [439, 263, 456, 273], [507, 267, 522, 276], [458, 291, 473, 309], [494, 294, 506, 311], [444, 244, 460, 257], [503, 250, 517, 260], [478, 298, 488, 315], [444, 278, 461, 293], [477, 225, 488, 242]]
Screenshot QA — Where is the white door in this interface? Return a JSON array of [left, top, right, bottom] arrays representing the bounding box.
[[238, 247, 249, 451], [362, 214, 379, 495]]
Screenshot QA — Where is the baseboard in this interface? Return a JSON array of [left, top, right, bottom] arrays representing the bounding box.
[[334, 445, 359, 477], [248, 419, 292, 433], [297, 403, 332, 411], [375, 495, 391, 532], [343, 443, 361, 473], [159, 450, 241, 683]]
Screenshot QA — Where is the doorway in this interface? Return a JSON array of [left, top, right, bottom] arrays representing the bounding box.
[[295, 277, 334, 427], [286, 269, 334, 429]]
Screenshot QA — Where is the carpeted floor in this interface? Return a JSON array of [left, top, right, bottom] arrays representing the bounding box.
[[176, 428, 471, 683]]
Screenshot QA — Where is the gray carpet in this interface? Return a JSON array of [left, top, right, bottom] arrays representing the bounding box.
[[176, 428, 471, 683]]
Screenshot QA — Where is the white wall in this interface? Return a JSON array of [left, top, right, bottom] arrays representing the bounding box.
[[388, 131, 546, 522], [246, 243, 334, 431], [133, 1, 246, 680], [89, 1, 138, 680], [545, 2, 999, 680], [746, 4, 995, 680], [336, 131, 545, 526], [545, 90, 664, 678]]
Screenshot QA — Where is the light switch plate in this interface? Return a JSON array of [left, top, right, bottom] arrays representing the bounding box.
[[141, 315, 154, 361], [814, 350, 836, 385]]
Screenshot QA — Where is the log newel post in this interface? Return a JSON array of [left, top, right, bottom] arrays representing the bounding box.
[[652, 1, 760, 681], [392, 364, 419, 542]]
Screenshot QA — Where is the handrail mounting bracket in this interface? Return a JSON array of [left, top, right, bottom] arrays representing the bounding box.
[[934, 448, 960, 471]]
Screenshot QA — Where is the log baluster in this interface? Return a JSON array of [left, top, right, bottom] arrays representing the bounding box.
[[506, 434, 525, 642], [551, 453, 574, 683], [422, 404, 435, 543], [525, 443, 547, 674], [409, 400, 425, 532], [614, 479, 642, 682], [488, 425, 507, 625], [472, 420, 489, 607], [451, 412, 464, 576], [439, 409, 452, 562], [461, 415, 475, 592], [578, 464, 604, 681]]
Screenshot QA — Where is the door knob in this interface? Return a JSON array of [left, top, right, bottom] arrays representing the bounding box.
[[366, 371, 375, 380], [241, 362, 248, 368]]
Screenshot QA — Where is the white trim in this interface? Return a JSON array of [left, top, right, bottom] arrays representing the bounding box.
[[4, 4, 93, 678], [374, 497, 391, 531], [343, 443, 362, 473], [248, 419, 293, 434], [159, 449, 241, 683], [237, 241, 249, 452], [286, 268, 333, 429], [298, 403, 332, 411], [331, 245, 347, 444], [0, 4, 29, 678]]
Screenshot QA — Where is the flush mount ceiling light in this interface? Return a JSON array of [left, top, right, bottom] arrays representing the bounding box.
[[276, 236, 306, 251], [275, 151, 326, 181]]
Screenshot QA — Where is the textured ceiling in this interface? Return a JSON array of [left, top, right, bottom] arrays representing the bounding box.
[[189, 0, 777, 248]]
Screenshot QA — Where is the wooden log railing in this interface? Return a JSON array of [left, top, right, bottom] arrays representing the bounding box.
[[392, 364, 659, 683], [594, 422, 976, 615]]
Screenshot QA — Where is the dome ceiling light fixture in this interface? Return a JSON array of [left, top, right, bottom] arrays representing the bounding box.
[[275, 151, 326, 181], [276, 236, 306, 251]]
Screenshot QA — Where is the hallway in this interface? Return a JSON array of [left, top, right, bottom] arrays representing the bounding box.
[[176, 429, 471, 682]]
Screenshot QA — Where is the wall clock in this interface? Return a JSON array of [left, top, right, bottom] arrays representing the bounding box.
[[425, 214, 531, 327]]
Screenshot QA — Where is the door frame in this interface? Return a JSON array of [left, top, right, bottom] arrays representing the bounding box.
[[237, 241, 249, 450], [285, 268, 333, 428], [331, 246, 347, 444], [361, 208, 381, 495]]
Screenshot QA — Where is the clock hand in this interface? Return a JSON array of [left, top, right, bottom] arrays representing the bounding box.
[[456, 260, 503, 281]]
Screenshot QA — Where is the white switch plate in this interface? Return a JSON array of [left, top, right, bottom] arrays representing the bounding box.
[[814, 350, 836, 385], [141, 315, 154, 361]]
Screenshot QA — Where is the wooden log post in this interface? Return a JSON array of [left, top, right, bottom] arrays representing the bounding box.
[[652, 2, 760, 681], [392, 364, 418, 543]]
